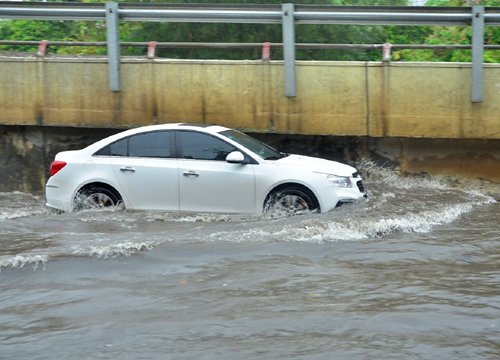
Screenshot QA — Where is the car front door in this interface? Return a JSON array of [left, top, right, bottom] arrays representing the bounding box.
[[107, 130, 179, 211], [176, 130, 256, 214]]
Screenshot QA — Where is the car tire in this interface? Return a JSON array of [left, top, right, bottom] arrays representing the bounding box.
[[264, 186, 318, 217], [74, 186, 121, 211]]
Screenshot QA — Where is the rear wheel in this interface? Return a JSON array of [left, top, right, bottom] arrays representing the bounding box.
[[264, 186, 318, 217], [74, 186, 121, 211]]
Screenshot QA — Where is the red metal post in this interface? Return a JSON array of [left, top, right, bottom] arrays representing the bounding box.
[[147, 41, 158, 59], [37, 40, 49, 57], [262, 42, 271, 61], [382, 43, 392, 62]]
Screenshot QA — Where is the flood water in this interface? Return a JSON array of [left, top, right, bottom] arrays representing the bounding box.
[[1, 163, 499, 359]]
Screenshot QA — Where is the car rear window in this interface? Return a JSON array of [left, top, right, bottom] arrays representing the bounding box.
[[94, 131, 171, 158]]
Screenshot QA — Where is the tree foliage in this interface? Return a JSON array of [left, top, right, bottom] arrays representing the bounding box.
[[393, 0, 500, 62], [119, 0, 406, 60], [0, 19, 111, 55]]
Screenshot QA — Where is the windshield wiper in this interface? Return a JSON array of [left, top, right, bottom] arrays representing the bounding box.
[[264, 153, 289, 160], [264, 156, 281, 160]]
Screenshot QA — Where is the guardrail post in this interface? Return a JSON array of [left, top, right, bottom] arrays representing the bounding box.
[[262, 42, 271, 61], [282, 3, 296, 97], [36, 40, 49, 57], [471, 5, 484, 103], [147, 41, 158, 59], [106, 2, 121, 92], [382, 43, 392, 62]]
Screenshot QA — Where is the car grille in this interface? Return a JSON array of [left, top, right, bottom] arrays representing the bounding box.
[[356, 180, 365, 193]]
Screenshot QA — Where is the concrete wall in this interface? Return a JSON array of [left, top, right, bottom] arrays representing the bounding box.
[[1, 55, 499, 139]]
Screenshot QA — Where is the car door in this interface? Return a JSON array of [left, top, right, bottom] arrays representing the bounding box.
[[106, 130, 179, 210], [175, 130, 256, 213]]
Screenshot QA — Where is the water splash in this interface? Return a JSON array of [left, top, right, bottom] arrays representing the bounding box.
[[324, 202, 475, 240], [0, 254, 48, 272], [70, 241, 159, 259], [208, 195, 493, 244], [356, 159, 450, 190]]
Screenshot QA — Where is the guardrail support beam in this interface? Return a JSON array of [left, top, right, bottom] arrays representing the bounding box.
[[282, 3, 296, 98], [106, 2, 121, 92], [471, 6, 484, 103]]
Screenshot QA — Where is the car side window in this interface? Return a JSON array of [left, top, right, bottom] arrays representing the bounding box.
[[94, 131, 171, 158], [178, 131, 236, 161], [129, 131, 170, 158], [94, 138, 127, 156], [109, 138, 127, 156]]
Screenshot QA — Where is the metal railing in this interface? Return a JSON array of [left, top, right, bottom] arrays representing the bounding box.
[[1, 40, 499, 60], [1, 2, 500, 25], [1, 2, 499, 101]]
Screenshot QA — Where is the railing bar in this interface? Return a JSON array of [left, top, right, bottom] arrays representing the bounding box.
[[2, 41, 500, 50], [1, 4, 500, 25], [295, 12, 472, 24], [119, 9, 282, 20]]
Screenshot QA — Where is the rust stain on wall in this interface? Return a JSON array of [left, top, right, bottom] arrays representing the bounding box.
[[403, 153, 500, 183]]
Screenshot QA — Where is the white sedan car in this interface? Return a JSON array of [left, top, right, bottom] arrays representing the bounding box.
[[46, 123, 366, 215]]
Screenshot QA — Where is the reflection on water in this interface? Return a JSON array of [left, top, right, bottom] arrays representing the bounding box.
[[0, 164, 499, 359]]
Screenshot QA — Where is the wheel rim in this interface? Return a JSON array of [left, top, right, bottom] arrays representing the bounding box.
[[275, 194, 310, 216], [79, 192, 115, 209]]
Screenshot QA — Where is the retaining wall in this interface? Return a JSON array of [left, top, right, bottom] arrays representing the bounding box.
[[1, 56, 499, 139]]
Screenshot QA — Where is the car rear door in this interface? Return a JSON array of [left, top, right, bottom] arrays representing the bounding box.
[[107, 130, 179, 210], [175, 130, 256, 214]]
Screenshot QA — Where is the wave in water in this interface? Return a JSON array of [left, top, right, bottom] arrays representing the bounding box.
[[70, 241, 159, 259], [0, 254, 48, 272], [0, 240, 160, 271], [209, 197, 494, 243]]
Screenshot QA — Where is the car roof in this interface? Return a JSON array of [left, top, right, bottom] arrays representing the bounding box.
[[123, 123, 230, 135], [84, 123, 232, 152]]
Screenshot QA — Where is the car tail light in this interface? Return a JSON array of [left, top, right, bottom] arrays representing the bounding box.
[[50, 161, 67, 176]]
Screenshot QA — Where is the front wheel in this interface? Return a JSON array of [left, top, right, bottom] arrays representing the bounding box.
[[74, 186, 121, 211], [264, 187, 318, 217]]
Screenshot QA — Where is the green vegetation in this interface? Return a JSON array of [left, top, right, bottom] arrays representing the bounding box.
[[0, 0, 498, 62]]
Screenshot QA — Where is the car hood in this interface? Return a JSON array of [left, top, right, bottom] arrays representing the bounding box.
[[275, 154, 357, 177]]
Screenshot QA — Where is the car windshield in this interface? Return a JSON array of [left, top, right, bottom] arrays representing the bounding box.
[[219, 130, 286, 160]]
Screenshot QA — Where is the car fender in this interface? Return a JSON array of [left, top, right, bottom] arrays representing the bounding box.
[[254, 164, 332, 211], [70, 175, 127, 209]]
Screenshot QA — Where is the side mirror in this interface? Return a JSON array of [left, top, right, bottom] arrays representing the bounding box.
[[226, 151, 246, 164]]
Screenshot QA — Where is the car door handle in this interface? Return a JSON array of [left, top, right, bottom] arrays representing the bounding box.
[[183, 171, 199, 178], [120, 167, 136, 173]]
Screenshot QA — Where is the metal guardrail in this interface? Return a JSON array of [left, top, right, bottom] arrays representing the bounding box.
[[1, 2, 499, 101], [1, 2, 500, 25], [2, 40, 500, 57]]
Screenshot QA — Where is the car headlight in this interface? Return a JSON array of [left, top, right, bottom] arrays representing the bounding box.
[[316, 173, 352, 188]]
